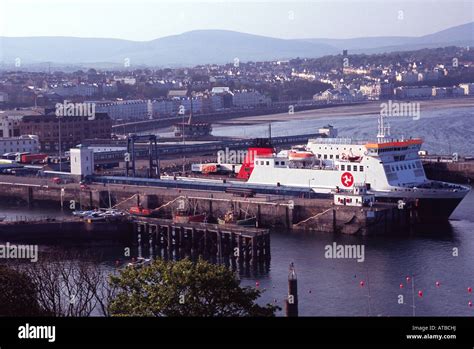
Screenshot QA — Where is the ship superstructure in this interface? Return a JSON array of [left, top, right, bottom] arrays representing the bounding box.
[[246, 115, 470, 221]]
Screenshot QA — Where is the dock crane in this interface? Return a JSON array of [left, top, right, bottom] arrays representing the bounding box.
[[125, 134, 159, 178]]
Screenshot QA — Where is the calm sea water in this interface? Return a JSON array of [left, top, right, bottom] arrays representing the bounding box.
[[0, 191, 473, 316], [1, 106, 473, 316], [212, 106, 474, 156]]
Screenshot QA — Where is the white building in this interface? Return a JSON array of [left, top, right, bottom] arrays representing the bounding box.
[[233, 90, 271, 108], [394, 86, 433, 99], [334, 184, 375, 207], [459, 83, 474, 96], [418, 71, 440, 82], [319, 125, 338, 138], [70, 146, 94, 177], [52, 84, 99, 97], [395, 72, 419, 83], [153, 100, 175, 116], [0, 135, 39, 154], [92, 100, 148, 121], [0, 114, 22, 138], [0, 92, 8, 104]]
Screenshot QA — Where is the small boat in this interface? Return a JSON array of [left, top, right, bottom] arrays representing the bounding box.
[[72, 210, 95, 218], [217, 211, 257, 227], [173, 210, 206, 224], [126, 257, 152, 268], [235, 216, 257, 226], [84, 212, 106, 222], [101, 209, 126, 221], [129, 206, 153, 217]]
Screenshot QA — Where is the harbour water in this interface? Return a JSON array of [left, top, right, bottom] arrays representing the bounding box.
[[0, 190, 473, 316], [213, 106, 474, 155]]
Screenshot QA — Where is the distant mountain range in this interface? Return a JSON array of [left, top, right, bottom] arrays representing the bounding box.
[[0, 22, 472, 68]]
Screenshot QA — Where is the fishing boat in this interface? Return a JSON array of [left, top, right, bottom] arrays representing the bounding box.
[[173, 210, 206, 224], [129, 205, 153, 217], [217, 211, 257, 227]]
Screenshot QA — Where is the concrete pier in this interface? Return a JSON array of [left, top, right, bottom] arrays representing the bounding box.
[[0, 176, 415, 235]]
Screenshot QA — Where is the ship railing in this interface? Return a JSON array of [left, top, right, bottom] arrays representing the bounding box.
[[308, 137, 364, 145]]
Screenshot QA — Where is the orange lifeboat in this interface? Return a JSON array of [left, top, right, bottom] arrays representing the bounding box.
[[288, 149, 315, 161]]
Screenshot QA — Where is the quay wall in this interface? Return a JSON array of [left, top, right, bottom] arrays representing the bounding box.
[[0, 181, 413, 235]]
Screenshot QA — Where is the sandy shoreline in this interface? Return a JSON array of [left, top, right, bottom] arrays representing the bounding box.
[[214, 97, 474, 126]]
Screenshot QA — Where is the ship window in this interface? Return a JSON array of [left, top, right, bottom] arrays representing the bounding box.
[[360, 166, 364, 172], [318, 154, 322, 158], [275, 161, 279, 165], [330, 155, 333, 159], [341, 165, 345, 171], [336, 155, 339, 159], [281, 161, 285, 166], [324, 155, 327, 159], [353, 166, 357, 172], [266, 161, 269, 166], [347, 165, 351, 171]]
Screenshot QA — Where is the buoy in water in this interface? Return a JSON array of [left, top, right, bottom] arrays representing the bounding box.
[[418, 290, 423, 297], [436, 281, 440, 287], [400, 283, 404, 289], [255, 281, 260, 288], [406, 276, 411, 283], [468, 287, 472, 293], [469, 301, 473, 307], [360, 281, 365, 287]]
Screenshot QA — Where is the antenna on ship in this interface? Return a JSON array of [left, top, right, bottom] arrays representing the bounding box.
[[377, 113, 391, 143]]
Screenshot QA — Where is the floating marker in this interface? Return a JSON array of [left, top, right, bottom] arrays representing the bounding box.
[[360, 281, 365, 287], [308, 289, 312, 294], [406, 276, 411, 283], [468, 287, 472, 293], [255, 281, 260, 288], [400, 283, 404, 289], [436, 281, 440, 287], [469, 301, 473, 307], [418, 290, 423, 297]]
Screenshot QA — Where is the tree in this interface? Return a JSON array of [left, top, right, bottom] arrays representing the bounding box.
[[22, 251, 108, 317], [108, 258, 279, 317], [0, 265, 43, 316]]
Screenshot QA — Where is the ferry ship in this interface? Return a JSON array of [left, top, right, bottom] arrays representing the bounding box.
[[245, 116, 470, 222]]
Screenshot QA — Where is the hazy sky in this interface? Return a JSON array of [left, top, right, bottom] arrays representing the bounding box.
[[0, 0, 472, 40]]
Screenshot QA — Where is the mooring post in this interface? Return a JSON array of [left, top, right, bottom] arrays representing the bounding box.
[[285, 262, 299, 317], [216, 229, 222, 263], [230, 232, 236, 267], [257, 204, 261, 228], [237, 234, 243, 266], [251, 236, 257, 266]]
